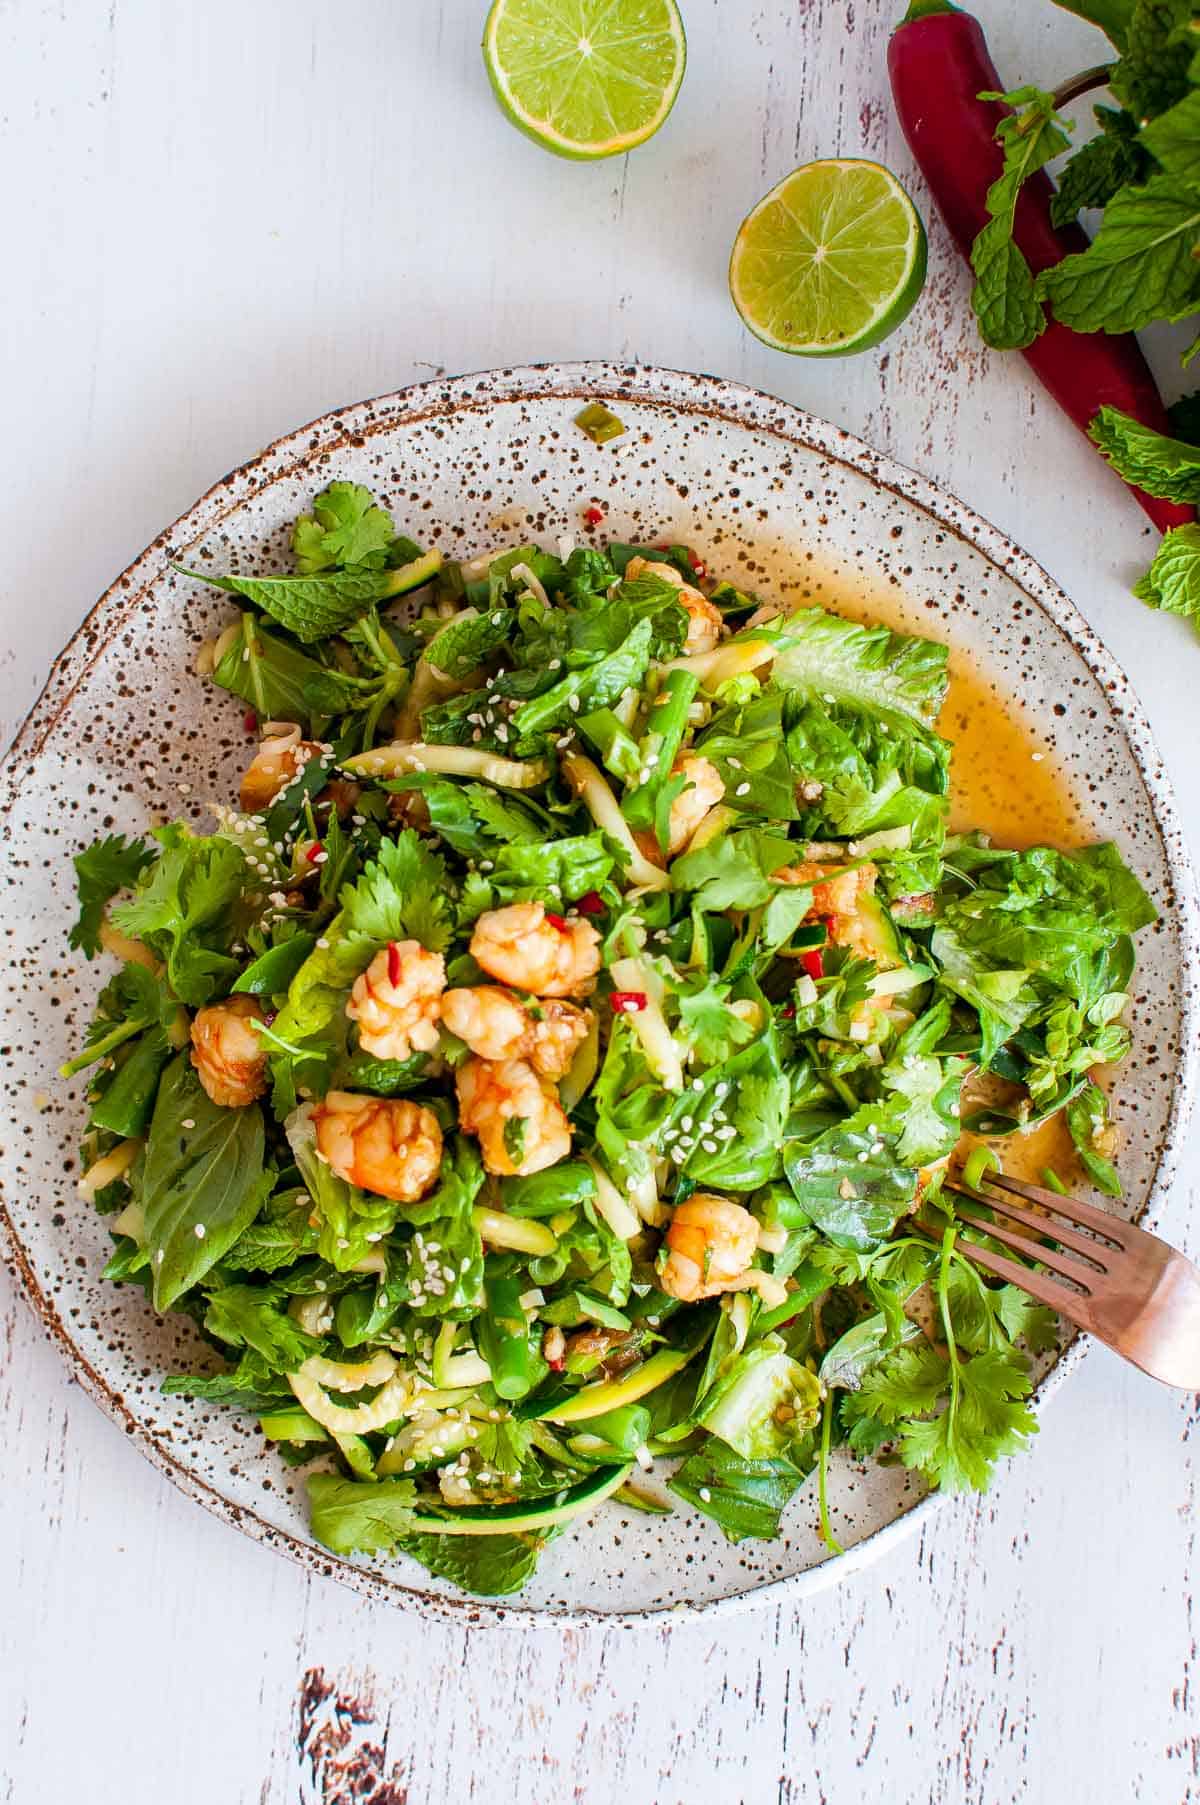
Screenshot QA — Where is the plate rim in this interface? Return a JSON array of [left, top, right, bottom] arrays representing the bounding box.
[[2, 358, 1197, 1627]]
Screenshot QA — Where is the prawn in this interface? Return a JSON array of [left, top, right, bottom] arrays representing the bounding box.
[[346, 941, 446, 1062], [312, 1091, 443, 1203], [190, 994, 269, 1108], [455, 1055, 571, 1177], [625, 556, 723, 655], [469, 902, 600, 999], [441, 986, 591, 1079], [659, 1193, 783, 1304]]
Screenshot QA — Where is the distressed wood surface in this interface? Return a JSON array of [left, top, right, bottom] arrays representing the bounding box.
[[2, 3, 1198, 1801]]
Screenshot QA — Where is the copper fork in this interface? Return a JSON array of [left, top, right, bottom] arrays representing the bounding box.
[[941, 1172, 1200, 1389]]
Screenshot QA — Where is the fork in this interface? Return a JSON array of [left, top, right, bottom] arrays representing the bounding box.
[[940, 1172, 1200, 1389]]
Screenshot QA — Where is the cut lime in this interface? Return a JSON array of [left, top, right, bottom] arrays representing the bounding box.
[[729, 160, 927, 357], [482, 0, 686, 161]]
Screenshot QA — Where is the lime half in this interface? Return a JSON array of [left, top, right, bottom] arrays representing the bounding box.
[[729, 160, 927, 357], [483, 0, 686, 161]]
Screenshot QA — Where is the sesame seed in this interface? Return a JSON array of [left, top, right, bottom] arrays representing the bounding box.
[[181, 1118, 195, 1130], [698, 1487, 712, 1503], [194, 1224, 206, 1238], [735, 782, 750, 797]]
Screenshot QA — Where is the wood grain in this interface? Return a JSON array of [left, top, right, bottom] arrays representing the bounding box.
[[2, 2, 1198, 1801]]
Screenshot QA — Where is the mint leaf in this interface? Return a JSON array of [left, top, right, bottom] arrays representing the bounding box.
[[396, 1531, 552, 1596], [1132, 521, 1200, 628], [1051, 0, 1133, 48], [179, 565, 394, 644], [291, 482, 396, 574], [140, 1055, 273, 1311], [211, 615, 335, 724], [1140, 86, 1200, 182], [970, 88, 1070, 351], [203, 1283, 323, 1372], [1110, 0, 1194, 120], [1088, 403, 1200, 502], [1051, 109, 1146, 225], [1037, 174, 1200, 332], [667, 1441, 807, 1542], [69, 833, 155, 957]]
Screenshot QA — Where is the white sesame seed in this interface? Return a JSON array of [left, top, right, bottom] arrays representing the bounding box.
[[194, 1224, 206, 1238], [181, 1118, 195, 1130], [735, 782, 750, 797], [698, 1487, 712, 1503]]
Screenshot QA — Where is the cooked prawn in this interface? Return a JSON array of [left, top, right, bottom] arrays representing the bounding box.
[[441, 986, 591, 1079], [625, 556, 723, 655], [346, 941, 446, 1062], [190, 994, 269, 1108], [455, 1056, 572, 1177], [469, 902, 601, 999], [659, 1193, 769, 1303], [772, 859, 880, 956], [239, 724, 325, 813], [312, 1091, 443, 1203], [665, 755, 725, 856]]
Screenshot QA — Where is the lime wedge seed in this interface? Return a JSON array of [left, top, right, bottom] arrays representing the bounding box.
[[483, 0, 687, 161], [729, 159, 928, 358]]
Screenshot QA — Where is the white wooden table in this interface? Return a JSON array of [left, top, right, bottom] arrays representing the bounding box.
[[3, 4, 1198, 1800]]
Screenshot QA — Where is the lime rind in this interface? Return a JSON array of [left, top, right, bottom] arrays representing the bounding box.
[[729, 159, 928, 358], [483, 0, 687, 161]]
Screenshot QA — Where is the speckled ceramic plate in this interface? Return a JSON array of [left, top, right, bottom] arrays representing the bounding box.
[[2, 362, 1197, 1625]]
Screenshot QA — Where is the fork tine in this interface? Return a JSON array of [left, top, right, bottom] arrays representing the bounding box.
[[986, 1173, 1131, 1244], [948, 1196, 1101, 1289], [945, 1181, 1115, 1270], [920, 1223, 1084, 1318]]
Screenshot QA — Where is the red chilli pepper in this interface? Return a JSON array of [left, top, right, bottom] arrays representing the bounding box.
[[575, 890, 605, 915], [780, 1004, 797, 1020], [611, 991, 647, 1013], [387, 940, 403, 987], [887, 1, 1192, 535], [584, 504, 606, 526], [304, 841, 324, 864], [544, 910, 570, 931], [800, 948, 825, 983], [688, 553, 708, 580], [243, 710, 258, 736]]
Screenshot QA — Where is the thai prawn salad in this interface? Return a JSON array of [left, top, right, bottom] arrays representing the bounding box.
[[63, 480, 1156, 1597]]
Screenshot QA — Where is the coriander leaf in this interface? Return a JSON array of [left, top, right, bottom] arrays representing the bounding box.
[[1132, 521, 1200, 627], [970, 88, 1071, 350], [140, 1054, 273, 1311], [342, 829, 453, 954], [1037, 174, 1200, 333], [69, 833, 155, 957], [896, 1347, 1037, 1493], [993, 1286, 1061, 1353], [675, 973, 757, 1063], [667, 1440, 808, 1542], [307, 1473, 420, 1555], [112, 829, 247, 1006], [1088, 404, 1200, 503], [179, 564, 396, 644], [291, 482, 396, 573], [671, 828, 796, 911], [1051, 109, 1147, 225]]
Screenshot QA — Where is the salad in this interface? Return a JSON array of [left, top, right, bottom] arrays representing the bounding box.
[[64, 479, 1156, 1598]]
